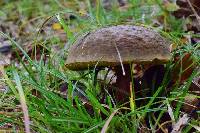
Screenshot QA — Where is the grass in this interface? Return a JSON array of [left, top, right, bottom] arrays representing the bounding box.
[[0, 0, 200, 132]]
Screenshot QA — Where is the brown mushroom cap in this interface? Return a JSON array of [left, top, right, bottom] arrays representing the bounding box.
[[65, 25, 171, 70]]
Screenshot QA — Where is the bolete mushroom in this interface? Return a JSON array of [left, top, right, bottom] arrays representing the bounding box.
[[65, 25, 171, 101]]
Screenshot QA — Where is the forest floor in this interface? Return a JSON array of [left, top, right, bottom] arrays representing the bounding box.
[[0, 0, 199, 132]]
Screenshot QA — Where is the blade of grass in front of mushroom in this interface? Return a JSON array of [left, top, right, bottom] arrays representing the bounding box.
[[154, 61, 177, 127], [13, 70, 31, 133], [129, 82, 136, 112], [174, 70, 199, 120], [114, 42, 136, 112], [85, 89, 109, 116], [141, 62, 172, 119], [114, 42, 125, 76], [74, 96, 92, 121], [155, 62, 198, 128], [130, 64, 139, 116], [92, 59, 102, 87]]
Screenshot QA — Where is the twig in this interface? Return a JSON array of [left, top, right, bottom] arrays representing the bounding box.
[[186, 0, 200, 30], [114, 42, 125, 75]]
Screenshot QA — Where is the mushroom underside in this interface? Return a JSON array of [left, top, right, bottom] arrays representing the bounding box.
[[65, 58, 169, 70]]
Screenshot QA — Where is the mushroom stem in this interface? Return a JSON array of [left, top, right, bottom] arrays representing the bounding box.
[[114, 64, 132, 101]]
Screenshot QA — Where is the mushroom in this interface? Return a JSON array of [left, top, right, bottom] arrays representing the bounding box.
[[65, 25, 171, 101]]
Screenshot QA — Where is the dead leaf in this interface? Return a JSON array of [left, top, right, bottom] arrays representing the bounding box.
[[101, 109, 119, 133], [191, 32, 200, 43], [172, 53, 196, 82], [0, 53, 11, 67], [52, 23, 62, 30], [171, 114, 189, 133], [183, 94, 199, 113], [174, 0, 200, 17], [189, 76, 200, 94]]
